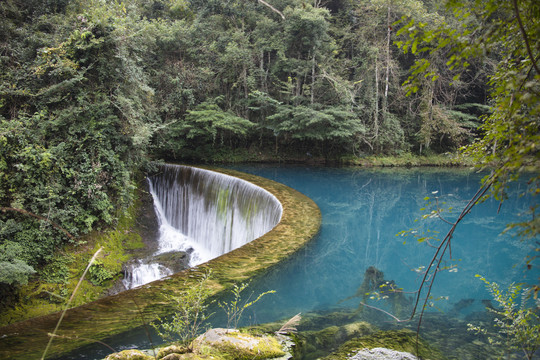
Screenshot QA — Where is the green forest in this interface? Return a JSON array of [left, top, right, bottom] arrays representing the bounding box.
[[0, 0, 538, 323]]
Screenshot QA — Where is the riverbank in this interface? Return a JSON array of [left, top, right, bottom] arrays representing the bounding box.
[[0, 182, 153, 327]]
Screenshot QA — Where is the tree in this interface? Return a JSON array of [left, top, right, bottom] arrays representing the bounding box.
[[0, 0, 158, 288]]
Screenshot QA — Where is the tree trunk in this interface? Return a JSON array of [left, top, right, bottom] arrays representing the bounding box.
[[383, 2, 391, 119], [374, 57, 380, 146], [311, 52, 316, 105]]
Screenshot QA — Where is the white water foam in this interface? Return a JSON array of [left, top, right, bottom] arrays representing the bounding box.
[[122, 261, 173, 290], [122, 165, 283, 290]]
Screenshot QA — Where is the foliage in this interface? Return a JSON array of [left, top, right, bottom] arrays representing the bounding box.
[[266, 104, 365, 146], [184, 101, 254, 141], [151, 271, 214, 348], [0, 0, 154, 288], [87, 261, 114, 286], [218, 280, 275, 330], [0, 259, 36, 286], [468, 275, 540, 360], [40, 254, 73, 284]]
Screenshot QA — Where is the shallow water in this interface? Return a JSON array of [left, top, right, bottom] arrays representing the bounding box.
[[231, 166, 536, 318], [58, 165, 538, 359]]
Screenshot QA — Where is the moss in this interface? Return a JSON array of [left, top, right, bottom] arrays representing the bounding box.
[[157, 345, 189, 359], [191, 329, 286, 360], [323, 329, 446, 360], [209, 336, 285, 360]]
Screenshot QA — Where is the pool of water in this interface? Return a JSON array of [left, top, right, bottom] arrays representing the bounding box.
[[224, 165, 538, 358], [58, 165, 538, 359]]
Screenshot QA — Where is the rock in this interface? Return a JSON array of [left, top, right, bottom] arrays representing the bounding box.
[[342, 322, 372, 338], [348, 347, 418, 360], [157, 344, 188, 359], [153, 251, 190, 273], [193, 328, 286, 359], [160, 354, 184, 360], [104, 349, 154, 360]]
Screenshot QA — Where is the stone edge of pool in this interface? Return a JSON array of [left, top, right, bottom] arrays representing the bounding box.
[[0, 166, 322, 359]]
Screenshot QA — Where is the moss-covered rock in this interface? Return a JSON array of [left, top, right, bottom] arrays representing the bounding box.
[[291, 320, 375, 360], [104, 349, 154, 360], [193, 328, 286, 360], [299, 310, 358, 330], [157, 344, 189, 359]]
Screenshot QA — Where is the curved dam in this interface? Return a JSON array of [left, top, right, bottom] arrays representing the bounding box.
[[0, 166, 321, 360], [124, 164, 283, 288]]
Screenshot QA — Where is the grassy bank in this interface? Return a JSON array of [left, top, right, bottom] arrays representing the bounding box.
[[178, 147, 473, 167]]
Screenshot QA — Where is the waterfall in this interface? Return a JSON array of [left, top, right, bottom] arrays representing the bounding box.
[[122, 165, 283, 289]]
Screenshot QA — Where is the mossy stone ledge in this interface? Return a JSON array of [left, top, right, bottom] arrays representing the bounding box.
[[0, 166, 321, 359]]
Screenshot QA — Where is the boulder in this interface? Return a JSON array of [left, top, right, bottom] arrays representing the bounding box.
[[193, 328, 287, 359], [104, 349, 153, 360]]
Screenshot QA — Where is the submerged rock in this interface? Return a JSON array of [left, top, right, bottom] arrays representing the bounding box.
[[348, 347, 418, 360], [322, 329, 444, 360], [153, 251, 190, 272]]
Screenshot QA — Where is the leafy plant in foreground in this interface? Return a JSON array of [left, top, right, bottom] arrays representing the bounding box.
[[468, 275, 540, 360], [151, 271, 214, 349], [218, 280, 275, 330]]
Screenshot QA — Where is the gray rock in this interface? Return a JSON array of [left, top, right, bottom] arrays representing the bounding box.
[[348, 347, 418, 360]]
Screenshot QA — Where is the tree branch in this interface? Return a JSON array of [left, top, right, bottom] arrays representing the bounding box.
[[512, 0, 540, 75], [257, 0, 285, 20]]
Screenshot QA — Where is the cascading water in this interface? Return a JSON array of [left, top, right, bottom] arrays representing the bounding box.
[[122, 164, 283, 289]]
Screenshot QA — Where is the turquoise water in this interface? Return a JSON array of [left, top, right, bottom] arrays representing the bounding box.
[[226, 166, 537, 323], [59, 166, 538, 359]]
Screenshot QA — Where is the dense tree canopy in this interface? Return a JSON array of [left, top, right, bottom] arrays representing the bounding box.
[[0, 0, 537, 300]]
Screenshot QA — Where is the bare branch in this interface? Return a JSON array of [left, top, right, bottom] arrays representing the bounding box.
[[276, 313, 302, 334], [257, 0, 285, 20]]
